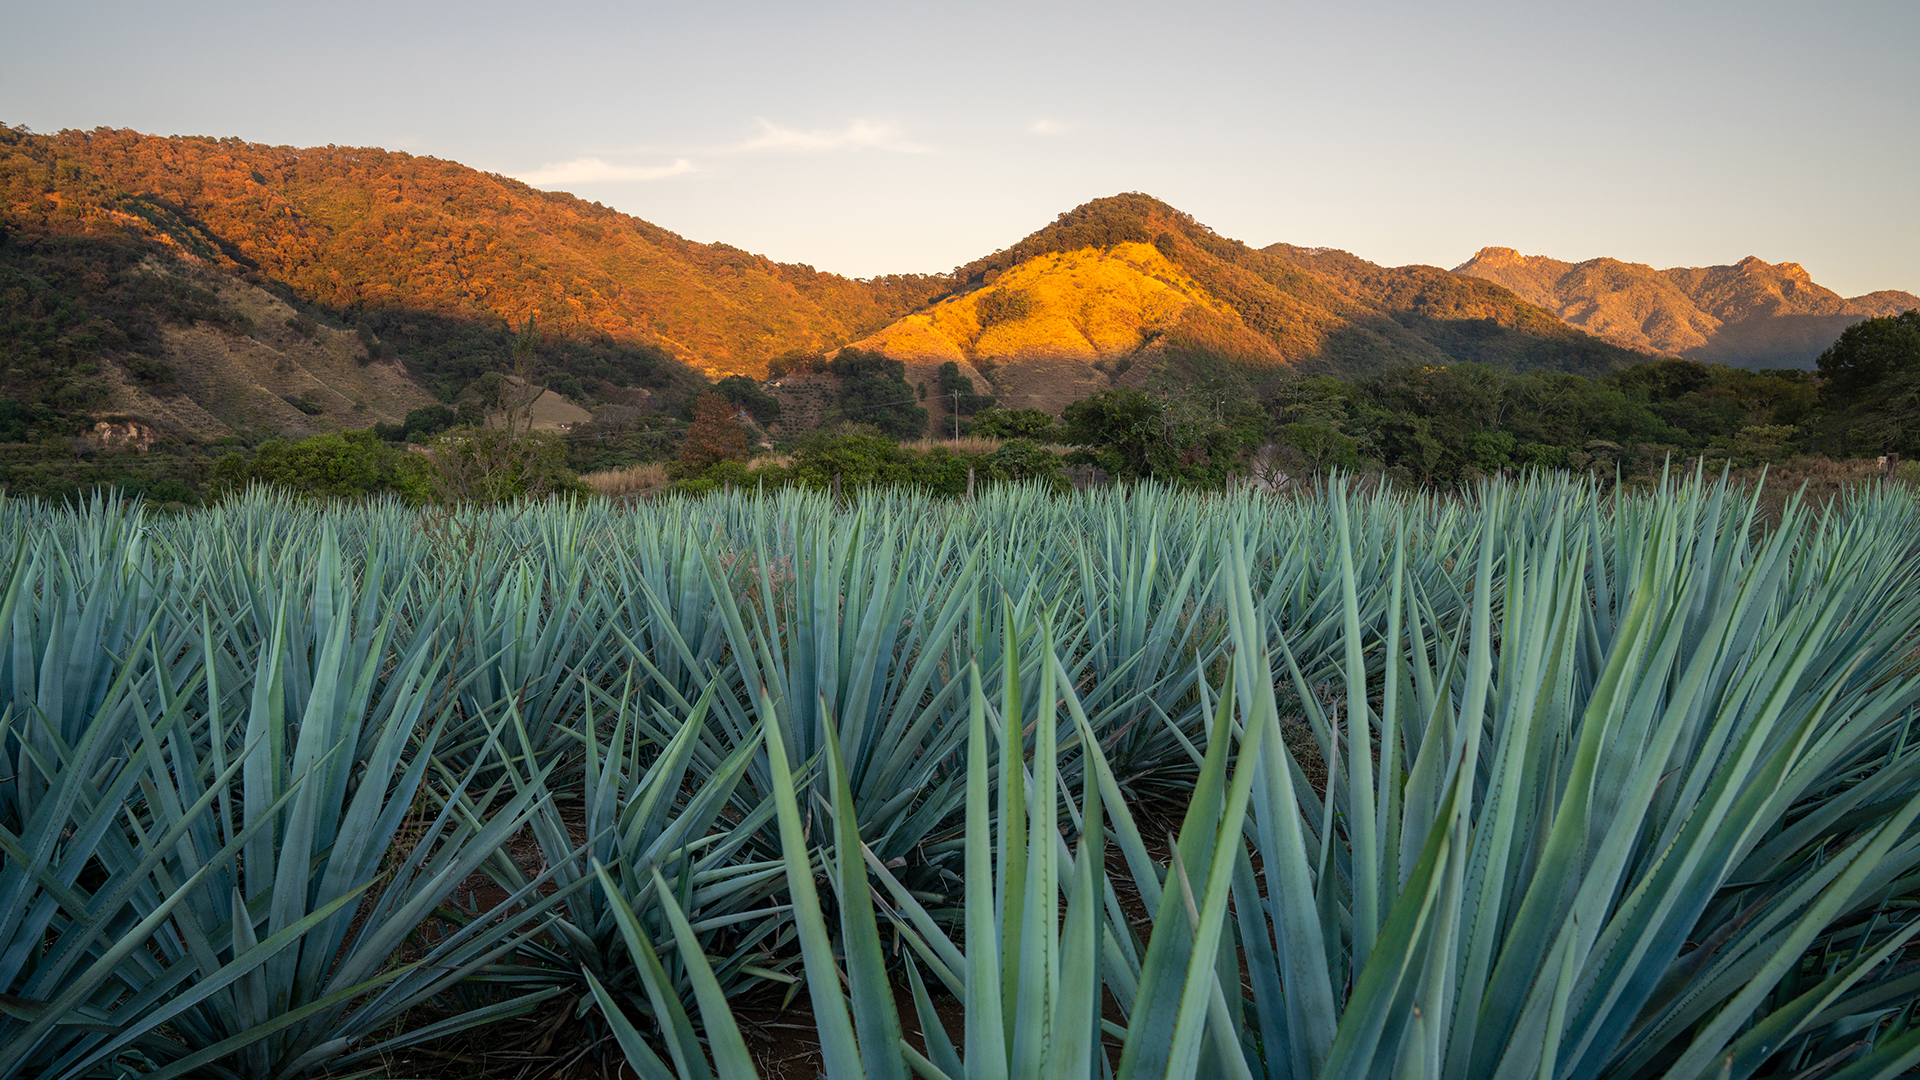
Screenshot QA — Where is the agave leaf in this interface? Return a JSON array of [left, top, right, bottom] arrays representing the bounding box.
[[585, 966, 688, 1080], [820, 698, 909, 1080], [594, 860, 712, 1080], [966, 662, 1011, 1080], [648, 865, 762, 1080], [905, 958, 964, 1080], [761, 686, 867, 1078]]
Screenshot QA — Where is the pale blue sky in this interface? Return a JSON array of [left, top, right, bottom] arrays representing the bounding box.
[[4, 0, 1915, 295]]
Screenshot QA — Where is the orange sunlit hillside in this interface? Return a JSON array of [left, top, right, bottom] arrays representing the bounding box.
[[0, 126, 945, 375], [857, 193, 1646, 389]]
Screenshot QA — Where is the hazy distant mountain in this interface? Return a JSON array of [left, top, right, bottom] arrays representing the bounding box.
[[851, 194, 1642, 413], [1453, 247, 1920, 368]]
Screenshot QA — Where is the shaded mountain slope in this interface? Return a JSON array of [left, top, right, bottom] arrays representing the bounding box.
[[0, 218, 440, 441], [0, 215, 700, 442], [1454, 247, 1920, 368], [1, 125, 944, 379]]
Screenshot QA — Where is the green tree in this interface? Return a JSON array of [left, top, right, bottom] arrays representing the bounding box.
[[1062, 387, 1260, 486], [826, 348, 926, 439], [215, 429, 423, 499], [936, 361, 995, 417], [982, 438, 1069, 490], [375, 403, 458, 441], [764, 349, 823, 379], [418, 427, 584, 503], [969, 407, 1061, 442], [1817, 310, 1920, 409], [974, 287, 1034, 327], [1815, 310, 1920, 455], [783, 428, 920, 491], [714, 375, 782, 424], [1273, 422, 1362, 472], [1728, 424, 1797, 467]]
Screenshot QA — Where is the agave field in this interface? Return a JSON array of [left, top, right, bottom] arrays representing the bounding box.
[[5, 474, 1920, 1080]]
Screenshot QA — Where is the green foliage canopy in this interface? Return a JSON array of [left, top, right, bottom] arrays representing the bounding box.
[[969, 406, 1061, 442], [374, 403, 458, 442], [1816, 310, 1920, 455], [1818, 310, 1920, 407], [214, 428, 424, 500], [826, 348, 926, 439], [935, 361, 995, 415], [1062, 386, 1263, 485], [713, 374, 781, 424]]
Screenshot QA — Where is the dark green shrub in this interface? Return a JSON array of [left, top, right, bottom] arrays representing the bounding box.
[[975, 287, 1033, 328], [1063, 387, 1260, 485], [217, 429, 422, 499], [715, 375, 782, 424], [970, 407, 1061, 442], [826, 349, 926, 439], [936, 361, 995, 415], [1274, 422, 1362, 472], [982, 438, 1068, 490]]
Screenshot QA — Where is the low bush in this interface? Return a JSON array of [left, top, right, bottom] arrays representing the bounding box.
[[214, 428, 425, 499]]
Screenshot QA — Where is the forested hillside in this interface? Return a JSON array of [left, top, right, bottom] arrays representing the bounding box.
[[0, 125, 944, 377], [850, 194, 1644, 412], [8, 124, 1915, 465]]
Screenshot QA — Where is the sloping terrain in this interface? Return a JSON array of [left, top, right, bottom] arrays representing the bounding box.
[[119, 265, 436, 439], [0, 217, 441, 441], [9, 122, 1915, 441], [849, 194, 1644, 408], [1, 125, 944, 378], [1454, 247, 1920, 368], [854, 242, 1242, 413]]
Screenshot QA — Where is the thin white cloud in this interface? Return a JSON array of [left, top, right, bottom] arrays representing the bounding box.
[[515, 120, 927, 188], [724, 118, 930, 155], [1028, 118, 1066, 135], [518, 157, 695, 186]]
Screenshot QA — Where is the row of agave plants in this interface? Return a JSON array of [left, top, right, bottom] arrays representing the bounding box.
[[3, 473, 1919, 1079]]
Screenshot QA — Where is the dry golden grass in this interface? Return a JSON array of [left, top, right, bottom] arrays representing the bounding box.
[[907, 436, 1076, 455], [583, 455, 792, 497], [856, 242, 1224, 366], [581, 462, 668, 496], [906, 435, 1005, 454], [1720, 456, 1910, 524]]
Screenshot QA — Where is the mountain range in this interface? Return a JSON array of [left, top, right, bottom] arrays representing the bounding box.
[[3, 124, 1912, 441], [1454, 247, 1918, 368]]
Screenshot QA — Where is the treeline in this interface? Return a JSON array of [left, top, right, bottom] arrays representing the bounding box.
[[659, 312, 1918, 496], [9, 307, 1914, 507], [1260, 360, 1820, 484]]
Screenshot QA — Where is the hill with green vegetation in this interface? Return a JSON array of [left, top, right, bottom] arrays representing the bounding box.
[[850, 194, 1645, 412], [0, 125, 944, 375], [7, 123, 1915, 474], [1454, 246, 1920, 368], [0, 123, 947, 447]]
